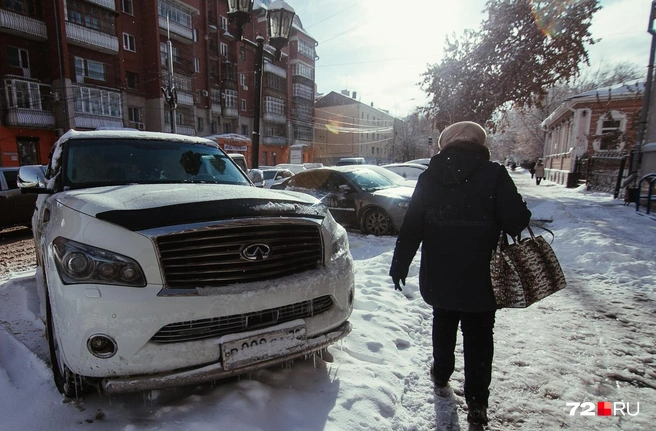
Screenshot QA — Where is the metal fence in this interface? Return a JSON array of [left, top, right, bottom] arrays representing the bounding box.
[[585, 151, 628, 198]]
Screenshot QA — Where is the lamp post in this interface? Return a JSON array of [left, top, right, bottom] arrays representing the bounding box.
[[228, 0, 295, 169]]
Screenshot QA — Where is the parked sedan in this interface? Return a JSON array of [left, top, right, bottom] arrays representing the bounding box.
[[0, 166, 45, 230], [271, 166, 412, 235], [382, 162, 427, 181], [261, 168, 294, 188]]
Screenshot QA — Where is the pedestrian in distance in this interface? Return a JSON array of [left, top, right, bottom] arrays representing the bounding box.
[[529, 161, 536, 179], [535, 159, 545, 185], [389, 121, 531, 428]]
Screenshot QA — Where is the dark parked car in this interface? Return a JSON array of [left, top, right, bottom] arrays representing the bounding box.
[[271, 166, 412, 235], [0, 166, 45, 230]]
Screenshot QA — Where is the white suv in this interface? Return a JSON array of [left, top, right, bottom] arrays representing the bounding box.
[[18, 130, 354, 397]]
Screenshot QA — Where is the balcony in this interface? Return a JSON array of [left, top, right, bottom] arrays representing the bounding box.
[[75, 114, 124, 129], [86, 0, 116, 10], [4, 108, 55, 128], [0, 9, 47, 40], [164, 125, 195, 136], [158, 16, 193, 44], [263, 62, 286, 79], [223, 107, 238, 119], [263, 136, 287, 146], [66, 22, 118, 54], [211, 104, 222, 115], [176, 91, 193, 106], [263, 112, 286, 124]]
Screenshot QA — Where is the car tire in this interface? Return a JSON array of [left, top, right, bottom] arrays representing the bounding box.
[[45, 290, 89, 398], [361, 208, 392, 236]]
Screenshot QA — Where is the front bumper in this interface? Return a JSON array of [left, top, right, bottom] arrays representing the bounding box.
[[102, 321, 351, 394]]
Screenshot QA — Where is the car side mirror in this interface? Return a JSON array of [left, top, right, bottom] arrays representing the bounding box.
[[17, 165, 50, 194]]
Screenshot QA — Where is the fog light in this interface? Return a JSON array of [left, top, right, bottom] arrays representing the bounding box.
[[87, 334, 117, 359]]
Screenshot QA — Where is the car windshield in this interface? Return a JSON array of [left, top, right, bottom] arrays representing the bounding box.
[[342, 169, 396, 192], [262, 170, 279, 180], [62, 139, 251, 189]]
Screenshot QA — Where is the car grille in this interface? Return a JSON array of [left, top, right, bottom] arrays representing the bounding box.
[[156, 221, 323, 289], [151, 295, 334, 343]]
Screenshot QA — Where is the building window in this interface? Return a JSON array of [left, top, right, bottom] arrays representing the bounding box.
[[240, 73, 247, 88], [220, 43, 228, 57], [5, 0, 42, 16], [67, 0, 115, 34], [126, 72, 138, 89], [128, 107, 140, 123], [239, 47, 245, 62], [211, 88, 221, 104], [73, 85, 121, 117], [599, 118, 623, 150], [197, 116, 204, 132], [223, 123, 232, 134], [292, 83, 313, 100], [158, 0, 191, 29], [121, 0, 133, 15], [75, 57, 105, 81], [122, 33, 136, 52], [194, 58, 200, 73], [193, 28, 198, 42], [224, 89, 237, 108], [292, 62, 314, 80], [4, 78, 42, 110], [264, 96, 285, 115], [297, 39, 315, 59], [241, 124, 248, 136], [241, 99, 247, 111], [7, 47, 29, 69], [220, 16, 228, 30]]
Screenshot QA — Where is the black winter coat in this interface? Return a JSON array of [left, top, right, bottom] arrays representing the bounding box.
[[389, 143, 531, 312]]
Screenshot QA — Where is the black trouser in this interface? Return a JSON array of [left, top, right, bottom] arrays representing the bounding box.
[[536, 177, 543, 185], [432, 308, 496, 407]]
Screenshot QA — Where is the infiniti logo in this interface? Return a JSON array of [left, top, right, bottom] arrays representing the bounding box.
[[241, 243, 272, 261]]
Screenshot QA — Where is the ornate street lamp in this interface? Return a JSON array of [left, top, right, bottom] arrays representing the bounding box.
[[228, 0, 296, 169]]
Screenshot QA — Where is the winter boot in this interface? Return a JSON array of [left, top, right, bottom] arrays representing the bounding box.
[[467, 404, 488, 426], [429, 363, 449, 394]]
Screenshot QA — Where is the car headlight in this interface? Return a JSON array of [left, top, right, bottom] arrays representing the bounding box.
[[321, 210, 349, 262], [52, 237, 146, 287], [398, 201, 409, 209]]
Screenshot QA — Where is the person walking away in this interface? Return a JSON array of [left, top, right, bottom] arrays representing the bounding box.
[[389, 121, 531, 428], [529, 161, 536, 179], [534, 159, 545, 185]]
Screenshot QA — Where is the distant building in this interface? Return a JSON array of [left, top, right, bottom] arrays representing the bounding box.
[[0, 1, 317, 167], [540, 81, 643, 187], [314, 91, 396, 165]]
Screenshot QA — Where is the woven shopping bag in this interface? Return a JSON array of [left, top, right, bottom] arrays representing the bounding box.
[[490, 225, 567, 308]]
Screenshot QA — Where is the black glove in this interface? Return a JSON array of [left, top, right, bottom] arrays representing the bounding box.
[[392, 276, 406, 292]]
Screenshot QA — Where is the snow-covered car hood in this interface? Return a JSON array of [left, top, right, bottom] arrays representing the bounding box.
[[55, 184, 325, 231]]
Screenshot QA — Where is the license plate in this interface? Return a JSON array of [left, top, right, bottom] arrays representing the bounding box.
[[221, 323, 306, 370]]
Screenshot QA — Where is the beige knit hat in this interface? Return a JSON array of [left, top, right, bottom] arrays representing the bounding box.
[[438, 121, 487, 150]]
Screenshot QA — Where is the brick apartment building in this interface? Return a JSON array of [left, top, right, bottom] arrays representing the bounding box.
[[0, 0, 317, 168]]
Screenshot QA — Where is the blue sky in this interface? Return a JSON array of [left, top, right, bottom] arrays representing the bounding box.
[[289, 0, 651, 117]]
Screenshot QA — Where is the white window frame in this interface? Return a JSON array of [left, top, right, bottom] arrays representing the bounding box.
[[224, 89, 237, 108], [122, 33, 136, 52], [240, 73, 247, 88], [7, 46, 29, 69], [292, 62, 314, 80], [121, 0, 133, 15], [292, 83, 313, 101], [73, 85, 122, 117], [297, 39, 315, 59], [595, 110, 627, 151], [193, 28, 198, 42], [128, 106, 140, 123], [4, 79, 42, 110], [220, 42, 228, 57], [220, 16, 228, 30], [74, 57, 106, 81], [264, 96, 285, 115], [241, 99, 247, 111], [194, 58, 200, 73], [158, 0, 192, 29]]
